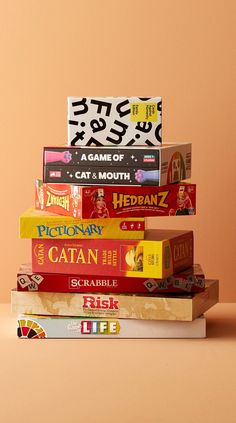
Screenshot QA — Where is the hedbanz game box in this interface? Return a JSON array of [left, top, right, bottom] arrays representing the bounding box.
[[17, 264, 205, 294], [12, 280, 219, 321], [68, 96, 162, 146], [31, 229, 194, 279], [19, 208, 144, 239], [36, 179, 196, 218], [17, 315, 206, 338], [43, 143, 191, 186]]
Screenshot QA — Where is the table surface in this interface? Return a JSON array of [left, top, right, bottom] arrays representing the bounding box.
[[0, 303, 236, 423]]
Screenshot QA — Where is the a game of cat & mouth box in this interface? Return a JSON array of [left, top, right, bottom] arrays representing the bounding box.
[[43, 143, 191, 186]]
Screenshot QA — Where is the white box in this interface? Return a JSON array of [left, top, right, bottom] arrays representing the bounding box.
[[68, 96, 162, 146]]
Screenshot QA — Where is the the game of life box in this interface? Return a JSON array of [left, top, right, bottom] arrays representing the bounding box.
[[17, 314, 207, 339]]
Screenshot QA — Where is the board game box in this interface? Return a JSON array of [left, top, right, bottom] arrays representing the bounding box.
[[31, 229, 194, 279], [36, 180, 196, 218], [19, 208, 144, 239], [68, 96, 162, 146], [17, 264, 205, 293], [12, 279, 219, 321], [43, 143, 191, 186], [17, 314, 206, 338]]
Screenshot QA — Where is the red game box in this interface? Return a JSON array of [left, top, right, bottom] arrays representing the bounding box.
[[35, 180, 196, 218], [17, 264, 205, 294], [32, 229, 194, 279]]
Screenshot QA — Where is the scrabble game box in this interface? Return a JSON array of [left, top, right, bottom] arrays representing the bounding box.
[[19, 208, 144, 239], [31, 229, 194, 279], [12, 279, 219, 321], [43, 143, 191, 186], [36, 180, 196, 218], [17, 315, 206, 338], [17, 264, 205, 294], [68, 96, 162, 146]]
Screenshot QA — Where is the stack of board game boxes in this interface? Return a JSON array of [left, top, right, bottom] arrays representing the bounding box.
[[12, 97, 219, 339]]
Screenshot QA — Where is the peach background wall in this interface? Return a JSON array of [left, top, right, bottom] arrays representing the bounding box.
[[0, 0, 235, 302]]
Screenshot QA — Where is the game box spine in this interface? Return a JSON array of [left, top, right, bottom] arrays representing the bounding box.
[[20, 208, 145, 240], [17, 315, 206, 339], [17, 264, 205, 293], [31, 230, 194, 279], [35, 180, 196, 219], [43, 143, 191, 186], [11, 280, 218, 321]]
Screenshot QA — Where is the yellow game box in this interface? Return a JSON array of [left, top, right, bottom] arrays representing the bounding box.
[[19, 208, 145, 240]]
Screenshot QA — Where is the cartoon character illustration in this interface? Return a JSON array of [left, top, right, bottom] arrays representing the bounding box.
[[135, 169, 160, 184], [36, 180, 44, 209], [169, 186, 193, 216], [90, 189, 109, 218], [167, 152, 186, 183], [125, 246, 144, 272], [45, 150, 72, 164], [71, 186, 80, 217]]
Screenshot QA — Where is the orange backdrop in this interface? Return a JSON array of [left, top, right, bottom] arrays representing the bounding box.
[[0, 0, 235, 302]]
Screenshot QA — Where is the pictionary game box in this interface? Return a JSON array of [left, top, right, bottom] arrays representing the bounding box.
[[68, 96, 162, 146], [11, 95, 220, 339], [19, 207, 144, 239], [17, 315, 206, 338], [12, 279, 219, 321], [17, 264, 205, 294], [36, 180, 196, 218], [43, 143, 191, 186], [31, 229, 194, 279]]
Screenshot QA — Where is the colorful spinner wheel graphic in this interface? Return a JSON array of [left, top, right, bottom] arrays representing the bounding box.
[[17, 318, 46, 338]]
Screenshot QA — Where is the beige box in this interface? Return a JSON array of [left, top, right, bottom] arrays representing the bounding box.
[[11, 280, 219, 321]]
